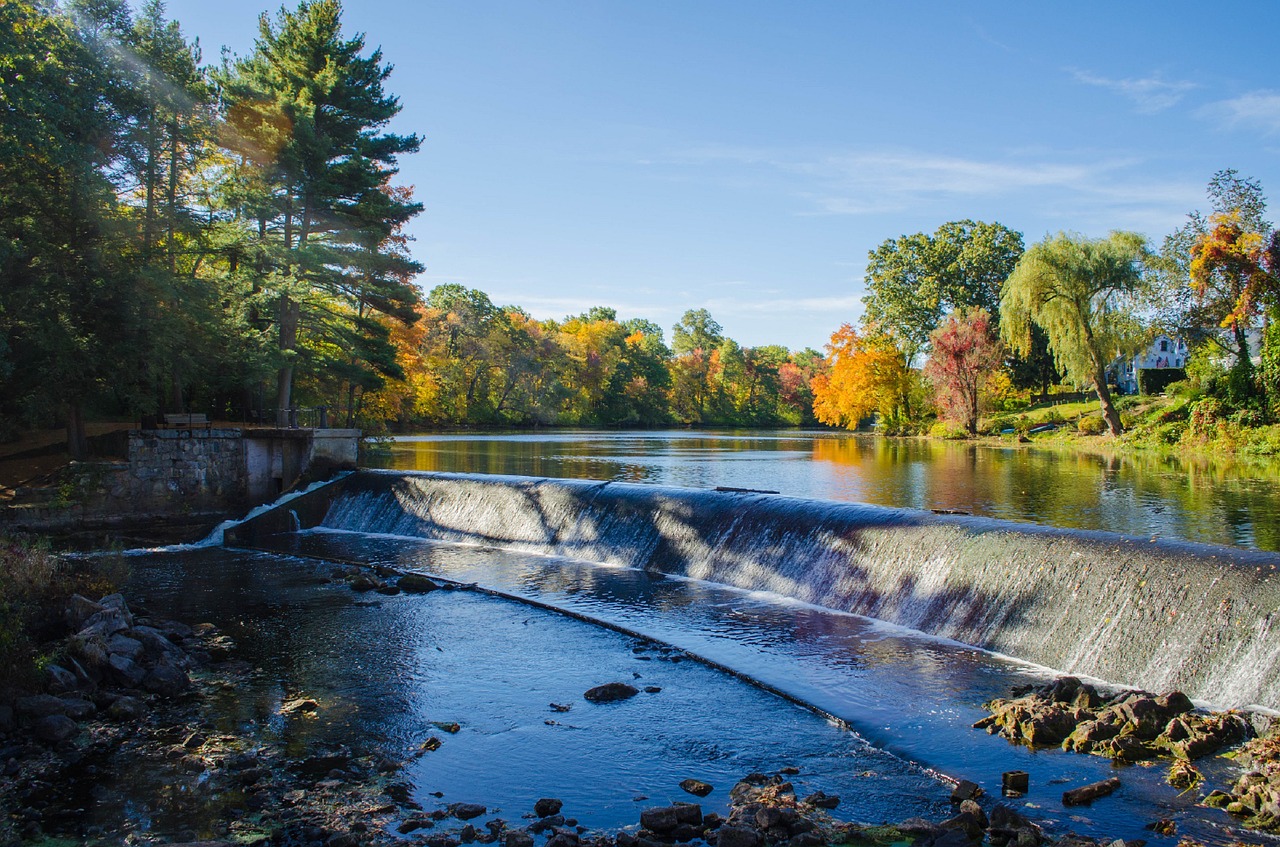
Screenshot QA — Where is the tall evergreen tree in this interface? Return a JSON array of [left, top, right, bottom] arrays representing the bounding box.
[[218, 0, 422, 423]]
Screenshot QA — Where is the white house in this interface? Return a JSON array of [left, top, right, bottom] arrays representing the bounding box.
[[1110, 334, 1187, 395]]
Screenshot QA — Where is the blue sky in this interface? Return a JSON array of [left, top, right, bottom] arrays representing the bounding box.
[[158, 0, 1280, 351]]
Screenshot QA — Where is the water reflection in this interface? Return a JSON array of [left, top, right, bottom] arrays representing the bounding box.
[[366, 431, 1280, 551]]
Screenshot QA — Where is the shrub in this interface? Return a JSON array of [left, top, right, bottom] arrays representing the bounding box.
[[1136, 367, 1187, 396], [929, 420, 970, 440], [1154, 420, 1187, 445], [1077, 415, 1107, 435], [1187, 398, 1225, 442], [0, 538, 127, 696], [1241, 424, 1280, 456], [1156, 400, 1191, 424], [1232, 408, 1266, 428]]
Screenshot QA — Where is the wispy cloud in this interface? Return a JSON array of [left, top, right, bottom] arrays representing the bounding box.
[[705, 295, 863, 315], [798, 152, 1130, 210], [1070, 69, 1198, 113], [1201, 91, 1280, 135], [656, 143, 1204, 237]]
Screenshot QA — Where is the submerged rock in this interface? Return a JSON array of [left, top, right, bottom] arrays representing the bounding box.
[[399, 574, 443, 593]]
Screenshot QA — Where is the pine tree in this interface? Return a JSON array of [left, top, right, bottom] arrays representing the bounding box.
[[218, 0, 422, 424]]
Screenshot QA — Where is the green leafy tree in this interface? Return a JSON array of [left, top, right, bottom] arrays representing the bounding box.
[[671, 308, 724, 355], [0, 1, 143, 454], [1004, 323, 1060, 402], [1000, 232, 1148, 436], [862, 220, 1023, 368]]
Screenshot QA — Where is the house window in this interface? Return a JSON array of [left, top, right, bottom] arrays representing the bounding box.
[[1160, 339, 1168, 352]]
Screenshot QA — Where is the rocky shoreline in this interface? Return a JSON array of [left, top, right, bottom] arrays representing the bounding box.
[[977, 677, 1280, 834], [3, 585, 1279, 847]]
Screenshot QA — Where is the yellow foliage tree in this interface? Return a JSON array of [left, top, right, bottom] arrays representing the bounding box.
[[811, 324, 911, 430]]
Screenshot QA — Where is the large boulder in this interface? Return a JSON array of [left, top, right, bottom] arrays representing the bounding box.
[[15, 695, 68, 719], [584, 682, 639, 703], [106, 634, 144, 660], [98, 593, 132, 616], [142, 658, 191, 697], [108, 653, 147, 687], [34, 714, 79, 744], [64, 595, 105, 630], [78, 608, 130, 640]]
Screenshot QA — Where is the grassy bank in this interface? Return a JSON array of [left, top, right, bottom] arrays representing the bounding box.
[[968, 392, 1280, 460]]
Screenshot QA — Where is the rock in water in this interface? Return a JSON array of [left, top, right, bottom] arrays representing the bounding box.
[[34, 714, 79, 744], [680, 779, 714, 797], [534, 798, 563, 818], [716, 827, 762, 847], [583, 682, 639, 703], [399, 574, 442, 593], [1062, 776, 1121, 806]]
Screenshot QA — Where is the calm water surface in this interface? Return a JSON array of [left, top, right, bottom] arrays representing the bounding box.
[[366, 430, 1280, 551]]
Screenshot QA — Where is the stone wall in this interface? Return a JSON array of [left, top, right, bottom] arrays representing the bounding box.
[[125, 429, 248, 510], [1, 428, 360, 539]]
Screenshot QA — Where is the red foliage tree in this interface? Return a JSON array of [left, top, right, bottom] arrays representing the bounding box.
[[923, 307, 1004, 435]]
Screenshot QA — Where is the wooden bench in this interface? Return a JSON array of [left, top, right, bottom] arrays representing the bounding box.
[[162, 413, 211, 433]]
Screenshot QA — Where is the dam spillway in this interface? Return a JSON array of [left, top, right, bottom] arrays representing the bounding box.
[[227, 469, 1280, 711]]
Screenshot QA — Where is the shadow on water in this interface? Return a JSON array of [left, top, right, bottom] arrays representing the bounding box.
[[116, 547, 949, 838]]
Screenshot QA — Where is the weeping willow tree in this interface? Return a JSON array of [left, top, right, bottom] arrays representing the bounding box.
[[1000, 231, 1148, 436]]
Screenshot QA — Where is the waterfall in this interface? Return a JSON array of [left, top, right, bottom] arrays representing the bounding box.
[[232, 470, 1280, 710]]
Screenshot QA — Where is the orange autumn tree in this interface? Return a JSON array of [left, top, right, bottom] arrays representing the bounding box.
[[1191, 211, 1279, 355], [811, 324, 911, 430]]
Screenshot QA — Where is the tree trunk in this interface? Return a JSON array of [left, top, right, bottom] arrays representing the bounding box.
[[166, 116, 180, 273], [276, 297, 299, 425], [66, 402, 89, 461], [1093, 369, 1123, 436], [143, 105, 158, 260]]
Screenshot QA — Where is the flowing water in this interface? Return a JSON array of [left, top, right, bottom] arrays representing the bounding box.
[[364, 430, 1280, 552], [118, 548, 948, 836], [86, 431, 1280, 843], [210, 469, 1280, 845]]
